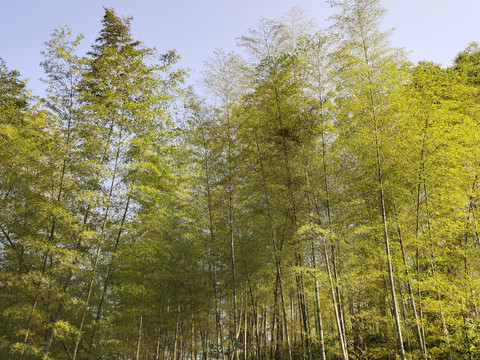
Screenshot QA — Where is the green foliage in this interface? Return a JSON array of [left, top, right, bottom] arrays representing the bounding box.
[[1, 3, 479, 360]]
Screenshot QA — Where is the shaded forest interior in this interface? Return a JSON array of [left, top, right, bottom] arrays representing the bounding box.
[[1, 0, 480, 359]]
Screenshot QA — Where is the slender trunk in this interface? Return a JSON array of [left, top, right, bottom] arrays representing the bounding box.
[[300, 147, 347, 359], [200, 127, 224, 360], [320, 115, 348, 349], [254, 138, 292, 360], [180, 321, 185, 360], [20, 294, 40, 356], [239, 236, 258, 360], [20, 252, 50, 357], [363, 50, 405, 358], [155, 328, 162, 360], [41, 87, 76, 358], [42, 275, 75, 359], [255, 307, 261, 360], [72, 127, 123, 360], [244, 304, 247, 360], [20, 180, 67, 359], [291, 293, 296, 346], [468, 176, 480, 245], [135, 260, 147, 360], [356, 29, 405, 357], [415, 136, 428, 355], [312, 242, 326, 360], [87, 194, 131, 355], [301, 139, 348, 360], [1, 225, 25, 348], [463, 224, 472, 360], [191, 315, 196, 360], [229, 189, 239, 360], [200, 329, 207, 360], [226, 112, 239, 360], [422, 180, 453, 360], [411, 120, 437, 358], [373, 110, 405, 360], [164, 304, 170, 360], [395, 213, 427, 358], [174, 304, 180, 360], [273, 85, 309, 360], [270, 277, 279, 360]]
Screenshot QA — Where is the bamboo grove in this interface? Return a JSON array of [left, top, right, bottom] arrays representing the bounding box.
[[1, 1, 480, 359]]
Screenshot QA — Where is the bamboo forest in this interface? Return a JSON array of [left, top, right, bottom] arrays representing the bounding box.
[[1, 0, 480, 359]]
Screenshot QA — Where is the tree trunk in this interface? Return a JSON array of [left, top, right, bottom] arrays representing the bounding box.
[[255, 138, 292, 360], [312, 242, 327, 360], [135, 261, 146, 360], [72, 126, 123, 360], [395, 213, 427, 358]]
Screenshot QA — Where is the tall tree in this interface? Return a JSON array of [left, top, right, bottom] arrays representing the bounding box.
[[328, 0, 409, 358], [202, 48, 252, 360]]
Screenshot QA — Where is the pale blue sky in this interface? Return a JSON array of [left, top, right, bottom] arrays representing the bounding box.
[[1, 0, 479, 96]]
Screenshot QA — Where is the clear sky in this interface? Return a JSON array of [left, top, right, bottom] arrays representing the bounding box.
[[1, 0, 479, 96]]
